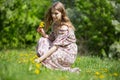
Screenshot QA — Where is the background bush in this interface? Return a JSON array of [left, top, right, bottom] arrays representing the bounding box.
[[0, 0, 51, 49], [0, 0, 120, 59], [65, 0, 120, 59]]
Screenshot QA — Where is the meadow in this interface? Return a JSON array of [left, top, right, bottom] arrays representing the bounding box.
[[0, 49, 120, 80]]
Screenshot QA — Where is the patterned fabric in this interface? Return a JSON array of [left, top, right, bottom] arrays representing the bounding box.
[[36, 25, 80, 73]]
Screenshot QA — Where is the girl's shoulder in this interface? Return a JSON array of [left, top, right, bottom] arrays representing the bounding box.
[[60, 24, 74, 32], [60, 25, 68, 30]]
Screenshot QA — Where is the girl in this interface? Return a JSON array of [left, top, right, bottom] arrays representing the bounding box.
[[35, 1, 80, 73]]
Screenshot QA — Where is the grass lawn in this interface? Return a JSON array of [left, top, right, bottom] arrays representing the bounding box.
[[0, 49, 120, 80]]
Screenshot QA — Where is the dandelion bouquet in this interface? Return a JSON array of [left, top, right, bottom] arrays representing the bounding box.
[[37, 21, 47, 37], [39, 21, 45, 28]]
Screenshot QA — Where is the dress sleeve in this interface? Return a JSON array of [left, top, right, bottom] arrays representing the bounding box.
[[53, 25, 76, 46]]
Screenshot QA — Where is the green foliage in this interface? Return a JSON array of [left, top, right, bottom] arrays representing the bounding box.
[[70, 0, 120, 58], [0, 0, 120, 59], [109, 41, 120, 59], [115, 4, 120, 21], [0, 0, 51, 49]]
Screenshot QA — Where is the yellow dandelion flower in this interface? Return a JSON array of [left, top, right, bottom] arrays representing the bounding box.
[[24, 54, 28, 57], [30, 58, 33, 61], [35, 55, 38, 58], [113, 73, 118, 76], [39, 21, 44, 28], [99, 75, 105, 79], [36, 63, 41, 69], [95, 72, 100, 75], [19, 53, 24, 57], [33, 55, 38, 59], [32, 60, 35, 64], [34, 69, 40, 74]]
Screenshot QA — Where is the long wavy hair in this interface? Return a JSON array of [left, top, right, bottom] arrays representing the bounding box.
[[44, 1, 75, 31]]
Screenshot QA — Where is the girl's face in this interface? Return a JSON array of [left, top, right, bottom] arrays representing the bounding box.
[[51, 9, 62, 23]]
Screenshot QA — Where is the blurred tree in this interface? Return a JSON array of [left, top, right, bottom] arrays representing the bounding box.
[[0, 0, 119, 59], [74, 0, 120, 58], [0, 0, 51, 49]]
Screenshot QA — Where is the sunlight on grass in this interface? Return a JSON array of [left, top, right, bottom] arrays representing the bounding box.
[[0, 49, 120, 80]]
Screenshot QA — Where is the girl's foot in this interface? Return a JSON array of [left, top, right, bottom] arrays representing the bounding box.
[[69, 67, 81, 74]]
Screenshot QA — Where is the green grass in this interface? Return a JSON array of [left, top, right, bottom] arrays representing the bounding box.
[[0, 49, 120, 80]]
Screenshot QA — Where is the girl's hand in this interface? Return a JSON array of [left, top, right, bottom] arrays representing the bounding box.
[[44, 35, 49, 38], [37, 27, 43, 33], [34, 58, 42, 63], [37, 27, 49, 38]]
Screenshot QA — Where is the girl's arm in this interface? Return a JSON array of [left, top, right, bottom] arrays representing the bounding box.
[[37, 27, 48, 38], [35, 45, 58, 63]]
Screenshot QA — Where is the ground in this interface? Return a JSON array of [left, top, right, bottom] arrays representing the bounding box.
[[0, 49, 120, 80]]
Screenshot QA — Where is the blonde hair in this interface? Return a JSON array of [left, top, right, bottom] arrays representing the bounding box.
[[44, 1, 75, 31]]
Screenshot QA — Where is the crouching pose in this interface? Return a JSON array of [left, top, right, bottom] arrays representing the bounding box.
[[35, 1, 80, 73]]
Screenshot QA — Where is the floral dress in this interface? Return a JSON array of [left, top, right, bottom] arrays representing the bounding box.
[[36, 25, 80, 73]]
